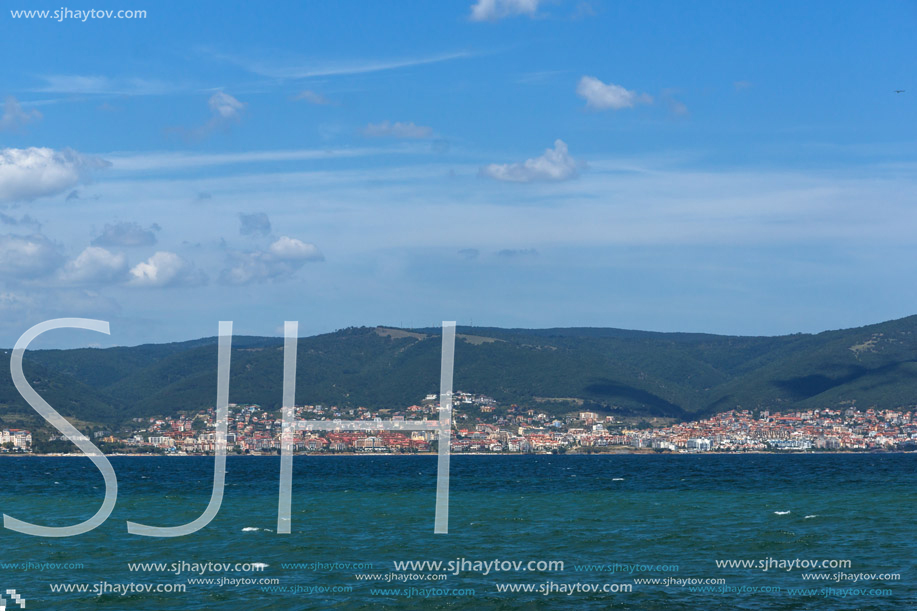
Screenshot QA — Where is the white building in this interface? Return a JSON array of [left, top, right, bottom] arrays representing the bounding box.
[[0, 429, 31, 449], [686, 438, 712, 451]]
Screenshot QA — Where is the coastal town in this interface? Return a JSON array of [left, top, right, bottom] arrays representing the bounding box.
[[4, 391, 917, 455]]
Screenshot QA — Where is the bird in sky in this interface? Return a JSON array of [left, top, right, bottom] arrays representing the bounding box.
[[894, 90, 905, 93]]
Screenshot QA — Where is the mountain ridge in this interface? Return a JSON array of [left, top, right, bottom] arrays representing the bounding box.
[[2, 315, 917, 433]]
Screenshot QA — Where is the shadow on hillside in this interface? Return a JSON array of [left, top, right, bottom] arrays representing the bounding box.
[[583, 379, 687, 417], [773, 360, 917, 399]]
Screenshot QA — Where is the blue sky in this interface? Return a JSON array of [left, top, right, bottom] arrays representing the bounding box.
[[0, 0, 915, 347]]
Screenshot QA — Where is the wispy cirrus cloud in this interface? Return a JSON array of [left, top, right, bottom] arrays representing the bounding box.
[[206, 48, 473, 80], [362, 121, 434, 139], [105, 147, 411, 172], [35, 75, 183, 96]]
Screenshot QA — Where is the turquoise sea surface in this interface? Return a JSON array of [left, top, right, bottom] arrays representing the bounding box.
[[0, 454, 914, 610]]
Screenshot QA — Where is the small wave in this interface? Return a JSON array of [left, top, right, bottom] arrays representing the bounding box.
[[773, 511, 791, 515], [251, 562, 268, 569], [241, 527, 260, 532], [804, 514, 818, 519], [612, 477, 625, 481]]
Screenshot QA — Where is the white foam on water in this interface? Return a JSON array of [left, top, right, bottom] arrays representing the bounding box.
[[241, 527, 260, 532], [612, 477, 625, 481], [804, 514, 818, 519], [773, 511, 791, 515]]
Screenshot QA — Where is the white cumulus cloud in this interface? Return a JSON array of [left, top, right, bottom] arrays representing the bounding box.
[[0, 233, 64, 278], [269, 236, 323, 260], [128, 251, 207, 288], [576, 76, 652, 110], [176, 92, 246, 139], [59, 246, 128, 285], [221, 236, 324, 285], [295, 90, 333, 105], [470, 0, 539, 21], [209, 91, 245, 121], [0, 147, 110, 203], [92, 221, 159, 247], [480, 139, 580, 183]]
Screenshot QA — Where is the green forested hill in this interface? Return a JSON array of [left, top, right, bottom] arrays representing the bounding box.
[[3, 316, 917, 431]]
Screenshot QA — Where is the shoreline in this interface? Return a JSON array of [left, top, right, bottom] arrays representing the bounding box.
[[2, 450, 915, 457]]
